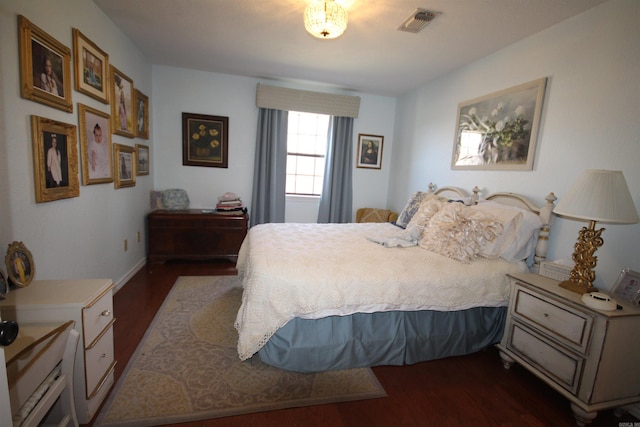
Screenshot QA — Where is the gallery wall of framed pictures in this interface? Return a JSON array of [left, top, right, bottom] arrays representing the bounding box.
[[17, 14, 152, 203]]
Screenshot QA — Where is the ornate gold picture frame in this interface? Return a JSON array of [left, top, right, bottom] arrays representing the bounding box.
[[5, 241, 35, 288], [79, 103, 113, 185], [73, 28, 109, 104], [114, 143, 136, 188], [18, 15, 73, 112], [136, 144, 149, 176], [135, 89, 149, 139], [31, 115, 79, 202], [110, 66, 135, 138]]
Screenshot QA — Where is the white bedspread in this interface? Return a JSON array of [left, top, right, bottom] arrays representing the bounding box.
[[234, 222, 528, 360]]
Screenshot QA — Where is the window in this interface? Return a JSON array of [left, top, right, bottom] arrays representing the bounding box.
[[286, 111, 329, 196]]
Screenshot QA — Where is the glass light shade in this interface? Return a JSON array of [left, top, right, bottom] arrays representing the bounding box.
[[304, 0, 348, 39], [553, 169, 639, 224]]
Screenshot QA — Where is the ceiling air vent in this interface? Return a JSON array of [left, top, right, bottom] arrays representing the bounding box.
[[397, 9, 441, 33]]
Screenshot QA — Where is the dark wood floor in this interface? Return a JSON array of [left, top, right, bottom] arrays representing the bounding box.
[[86, 260, 638, 427]]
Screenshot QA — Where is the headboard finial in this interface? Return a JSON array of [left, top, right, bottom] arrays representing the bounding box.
[[428, 183, 437, 193]]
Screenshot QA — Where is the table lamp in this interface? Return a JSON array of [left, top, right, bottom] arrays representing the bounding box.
[[552, 170, 639, 294]]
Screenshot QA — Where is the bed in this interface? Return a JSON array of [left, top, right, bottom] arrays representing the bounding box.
[[234, 185, 557, 372]]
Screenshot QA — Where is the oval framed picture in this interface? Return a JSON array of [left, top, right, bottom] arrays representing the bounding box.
[[5, 241, 35, 288], [0, 269, 8, 299]]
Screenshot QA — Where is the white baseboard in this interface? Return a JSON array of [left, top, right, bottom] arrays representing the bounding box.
[[113, 257, 146, 293]]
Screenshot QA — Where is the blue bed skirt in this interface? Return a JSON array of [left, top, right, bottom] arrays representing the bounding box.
[[258, 306, 507, 372]]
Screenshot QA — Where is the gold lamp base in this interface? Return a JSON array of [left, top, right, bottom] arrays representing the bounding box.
[[559, 280, 598, 295], [559, 221, 604, 295]]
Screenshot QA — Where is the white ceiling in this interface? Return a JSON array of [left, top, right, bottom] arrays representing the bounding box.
[[93, 0, 608, 97]]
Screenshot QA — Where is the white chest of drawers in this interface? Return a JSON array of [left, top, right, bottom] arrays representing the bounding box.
[[0, 279, 116, 424], [497, 273, 640, 426]]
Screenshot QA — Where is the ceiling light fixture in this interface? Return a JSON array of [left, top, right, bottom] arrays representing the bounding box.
[[304, 0, 348, 39]]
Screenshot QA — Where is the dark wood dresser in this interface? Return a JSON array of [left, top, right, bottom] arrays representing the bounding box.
[[147, 209, 249, 263]]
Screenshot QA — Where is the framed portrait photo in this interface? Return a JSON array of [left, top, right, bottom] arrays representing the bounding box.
[[18, 15, 72, 112], [451, 77, 547, 171], [611, 268, 640, 307], [73, 28, 109, 104], [79, 103, 113, 185], [182, 113, 229, 168], [356, 134, 384, 169], [31, 115, 79, 202], [136, 144, 149, 176], [110, 65, 135, 138], [135, 89, 149, 139], [114, 143, 136, 188], [5, 241, 35, 288]]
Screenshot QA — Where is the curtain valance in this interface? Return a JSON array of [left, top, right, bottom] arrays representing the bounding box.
[[256, 83, 360, 118]]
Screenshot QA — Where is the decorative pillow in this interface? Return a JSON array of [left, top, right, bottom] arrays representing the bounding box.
[[161, 189, 190, 210], [150, 191, 164, 210], [360, 208, 392, 223], [396, 192, 446, 228], [407, 198, 447, 234], [419, 203, 503, 263], [471, 201, 543, 262]]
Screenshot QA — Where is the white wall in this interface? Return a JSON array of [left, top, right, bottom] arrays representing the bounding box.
[[0, 0, 152, 287], [152, 67, 396, 222], [390, 0, 640, 290]]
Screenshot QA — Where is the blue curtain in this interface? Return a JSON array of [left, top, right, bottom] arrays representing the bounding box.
[[317, 116, 354, 223], [250, 108, 288, 227]]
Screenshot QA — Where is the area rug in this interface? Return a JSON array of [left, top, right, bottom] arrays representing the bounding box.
[[95, 276, 386, 427]]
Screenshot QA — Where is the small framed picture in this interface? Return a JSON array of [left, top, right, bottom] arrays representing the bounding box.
[[110, 65, 135, 138], [136, 144, 149, 175], [18, 15, 73, 112], [73, 28, 109, 104], [135, 89, 149, 139], [356, 134, 384, 169], [611, 268, 640, 307], [182, 113, 229, 168], [5, 241, 35, 288], [79, 103, 113, 185], [114, 143, 136, 188], [31, 115, 79, 202]]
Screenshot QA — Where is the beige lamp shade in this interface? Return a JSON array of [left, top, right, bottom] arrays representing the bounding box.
[[553, 169, 639, 224]]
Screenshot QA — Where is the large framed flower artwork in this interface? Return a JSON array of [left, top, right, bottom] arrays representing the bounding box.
[[182, 113, 228, 168], [451, 78, 547, 171]]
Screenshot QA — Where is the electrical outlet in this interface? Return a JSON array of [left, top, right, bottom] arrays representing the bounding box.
[[124, 239, 128, 251]]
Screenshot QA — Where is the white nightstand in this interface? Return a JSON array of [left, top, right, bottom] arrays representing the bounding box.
[[0, 279, 116, 424], [497, 273, 640, 426]]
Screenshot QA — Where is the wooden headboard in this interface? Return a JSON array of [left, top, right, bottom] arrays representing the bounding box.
[[427, 183, 557, 269]]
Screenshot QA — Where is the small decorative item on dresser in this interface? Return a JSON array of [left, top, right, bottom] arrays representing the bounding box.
[[4, 241, 35, 288], [611, 268, 640, 307]]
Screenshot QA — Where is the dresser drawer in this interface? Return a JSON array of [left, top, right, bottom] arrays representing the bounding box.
[[507, 322, 584, 394], [85, 325, 115, 398], [82, 287, 114, 347], [512, 284, 594, 353]]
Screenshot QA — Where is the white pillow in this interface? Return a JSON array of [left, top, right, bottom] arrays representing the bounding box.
[[419, 203, 503, 263], [471, 201, 543, 262], [407, 198, 447, 234]]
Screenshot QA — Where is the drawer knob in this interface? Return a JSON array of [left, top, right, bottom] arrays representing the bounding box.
[[543, 313, 549, 318], [101, 309, 111, 317], [100, 353, 107, 359]]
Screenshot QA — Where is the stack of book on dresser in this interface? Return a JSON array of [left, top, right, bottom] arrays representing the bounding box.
[[216, 192, 245, 214]]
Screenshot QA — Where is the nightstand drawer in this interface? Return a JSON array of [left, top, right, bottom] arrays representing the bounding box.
[[507, 322, 583, 394], [85, 325, 115, 398], [82, 287, 115, 346], [513, 284, 594, 353]]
